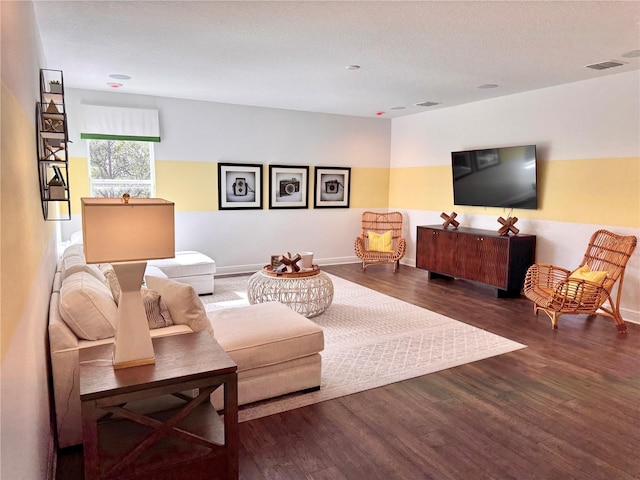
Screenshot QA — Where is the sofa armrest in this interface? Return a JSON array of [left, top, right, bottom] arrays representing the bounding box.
[[48, 292, 79, 351]]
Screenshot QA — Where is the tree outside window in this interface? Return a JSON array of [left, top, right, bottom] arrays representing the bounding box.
[[88, 140, 155, 197]]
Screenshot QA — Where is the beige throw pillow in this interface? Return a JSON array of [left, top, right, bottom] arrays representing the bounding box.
[[145, 276, 213, 334], [141, 288, 174, 329]]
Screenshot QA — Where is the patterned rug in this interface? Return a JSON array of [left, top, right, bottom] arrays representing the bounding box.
[[200, 274, 526, 422]]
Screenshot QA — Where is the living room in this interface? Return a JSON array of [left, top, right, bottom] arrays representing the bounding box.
[[2, 2, 639, 479]]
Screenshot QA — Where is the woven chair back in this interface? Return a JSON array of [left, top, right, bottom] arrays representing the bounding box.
[[580, 229, 637, 291], [361, 211, 403, 247]]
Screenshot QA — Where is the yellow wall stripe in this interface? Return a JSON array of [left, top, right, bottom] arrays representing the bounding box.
[[1, 83, 55, 360], [67, 156, 638, 227], [350, 167, 390, 208], [389, 157, 639, 227], [156, 160, 217, 211]]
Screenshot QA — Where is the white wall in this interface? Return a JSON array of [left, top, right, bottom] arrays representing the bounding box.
[[62, 90, 392, 273], [391, 71, 640, 323], [1, 2, 58, 479]]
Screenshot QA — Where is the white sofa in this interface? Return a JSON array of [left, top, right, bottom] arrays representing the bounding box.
[[49, 245, 324, 448]]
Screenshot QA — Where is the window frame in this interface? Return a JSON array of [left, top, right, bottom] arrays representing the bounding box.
[[86, 139, 156, 198]]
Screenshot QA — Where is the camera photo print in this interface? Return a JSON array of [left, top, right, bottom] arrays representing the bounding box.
[[314, 166, 351, 208], [269, 165, 309, 209], [218, 162, 263, 210]]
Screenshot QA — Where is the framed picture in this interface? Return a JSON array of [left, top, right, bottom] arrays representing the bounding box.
[[218, 163, 263, 210], [268, 165, 309, 209], [314, 166, 351, 208]]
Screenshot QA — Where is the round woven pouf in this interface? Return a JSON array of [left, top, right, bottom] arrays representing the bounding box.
[[247, 270, 334, 318]]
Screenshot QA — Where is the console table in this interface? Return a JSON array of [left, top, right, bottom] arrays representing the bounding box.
[[80, 332, 238, 480], [416, 225, 536, 297]]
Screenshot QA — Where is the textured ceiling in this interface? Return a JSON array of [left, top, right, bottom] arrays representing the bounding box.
[[33, 1, 640, 118]]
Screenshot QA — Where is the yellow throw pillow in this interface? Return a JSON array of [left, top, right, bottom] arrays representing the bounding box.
[[368, 230, 393, 252], [569, 265, 607, 284]]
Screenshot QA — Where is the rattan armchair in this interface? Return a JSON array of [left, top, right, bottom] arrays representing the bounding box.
[[523, 230, 637, 333], [354, 211, 406, 272]]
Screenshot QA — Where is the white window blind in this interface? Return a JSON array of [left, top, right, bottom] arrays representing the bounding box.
[[80, 105, 160, 142]]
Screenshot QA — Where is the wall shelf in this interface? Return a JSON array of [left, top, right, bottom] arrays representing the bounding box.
[[36, 69, 70, 221]]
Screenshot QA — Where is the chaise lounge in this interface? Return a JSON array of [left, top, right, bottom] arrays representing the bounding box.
[[49, 244, 324, 448]]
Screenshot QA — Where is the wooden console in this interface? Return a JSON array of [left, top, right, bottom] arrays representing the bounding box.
[[416, 225, 536, 297]]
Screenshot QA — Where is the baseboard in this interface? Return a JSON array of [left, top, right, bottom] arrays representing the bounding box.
[[213, 260, 639, 326]]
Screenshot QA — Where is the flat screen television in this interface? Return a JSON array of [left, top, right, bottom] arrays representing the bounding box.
[[451, 144, 538, 209]]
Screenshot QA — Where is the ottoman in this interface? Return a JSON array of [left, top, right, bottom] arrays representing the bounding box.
[[148, 251, 215, 294], [208, 301, 324, 408]]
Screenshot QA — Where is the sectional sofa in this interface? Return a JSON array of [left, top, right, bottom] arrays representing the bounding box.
[[49, 244, 325, 448]]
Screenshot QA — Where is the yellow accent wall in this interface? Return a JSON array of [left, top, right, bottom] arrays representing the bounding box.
[[0, 84, 54, 360], [156, 160, 218, 211], [389, 157, 639, 227], [350, 167, 390, 209], [68, 156, 90, 214], [70, 160, 390, 211]]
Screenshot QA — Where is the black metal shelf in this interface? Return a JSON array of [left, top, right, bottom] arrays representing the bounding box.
[[37, 69, 70, 221]]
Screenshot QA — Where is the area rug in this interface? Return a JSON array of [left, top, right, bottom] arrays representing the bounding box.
[[200, 274, 526, 422]]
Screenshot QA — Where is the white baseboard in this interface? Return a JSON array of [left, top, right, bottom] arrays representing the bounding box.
[[213, 259, 639, 326]]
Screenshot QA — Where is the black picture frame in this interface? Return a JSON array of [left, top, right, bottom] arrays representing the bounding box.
[[268, 165, 309, 209], [218, 163, 263, 210], [313, 166, 351, 208]]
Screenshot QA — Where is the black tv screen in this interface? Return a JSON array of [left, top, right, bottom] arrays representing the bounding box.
[[451, 145, 538, 209]]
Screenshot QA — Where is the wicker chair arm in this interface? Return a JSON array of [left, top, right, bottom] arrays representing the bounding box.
[[524, 263, 570, 293], [395, 237, 407, 261], [354, 236, 367, 259]]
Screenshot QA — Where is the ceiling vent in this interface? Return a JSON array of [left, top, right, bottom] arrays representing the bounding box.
[[415, 101, 440, 107], [585, 60, 625, 70]]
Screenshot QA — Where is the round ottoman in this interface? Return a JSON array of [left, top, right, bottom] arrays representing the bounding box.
[[247, 270, 334, 318]]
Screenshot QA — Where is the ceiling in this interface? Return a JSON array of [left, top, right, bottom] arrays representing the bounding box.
[[33, 1, 640, 119]]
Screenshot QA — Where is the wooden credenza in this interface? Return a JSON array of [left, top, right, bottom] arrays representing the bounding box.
[[416, 225, 536, 297]]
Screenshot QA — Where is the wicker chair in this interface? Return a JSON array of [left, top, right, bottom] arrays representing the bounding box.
[[354, 211, 406, 272], [523, 230, 637, 333]]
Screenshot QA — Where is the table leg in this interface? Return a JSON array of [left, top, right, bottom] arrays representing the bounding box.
[[81, 400, 100, 479], [224, 372, 239, 479]]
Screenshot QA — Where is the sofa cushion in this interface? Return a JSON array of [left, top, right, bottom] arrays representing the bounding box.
[[145, 276, 212, 333], [59, 272, 117, 340], [208, 302, 324, 372], [60, 244, 106, 283]]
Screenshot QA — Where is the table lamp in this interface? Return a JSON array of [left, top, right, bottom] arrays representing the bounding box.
[[81, 195, 175, 369]]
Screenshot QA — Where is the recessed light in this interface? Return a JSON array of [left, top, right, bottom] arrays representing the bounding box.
[[109, 74, 132, 80], [346, 64, 361, 70], [107, 82, 123, 89], [621, 50, 640, 58], [477, 84, 499, 89], [390, 106, 406, 110]]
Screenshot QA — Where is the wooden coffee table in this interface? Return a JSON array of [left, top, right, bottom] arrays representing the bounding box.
[[79, 332, 238, 480]]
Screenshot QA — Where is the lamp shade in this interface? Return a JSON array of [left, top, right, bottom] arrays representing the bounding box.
[[81, 197, 175, 264]]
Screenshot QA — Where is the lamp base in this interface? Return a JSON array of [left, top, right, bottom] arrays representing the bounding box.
[[112, 262, 155, 369], [113, 356, 155, 370]]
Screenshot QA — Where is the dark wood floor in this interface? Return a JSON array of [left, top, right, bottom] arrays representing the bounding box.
[[55, 264, 640, 480]]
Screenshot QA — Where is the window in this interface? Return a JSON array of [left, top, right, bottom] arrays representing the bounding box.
[[88, 139, 155, 198]]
